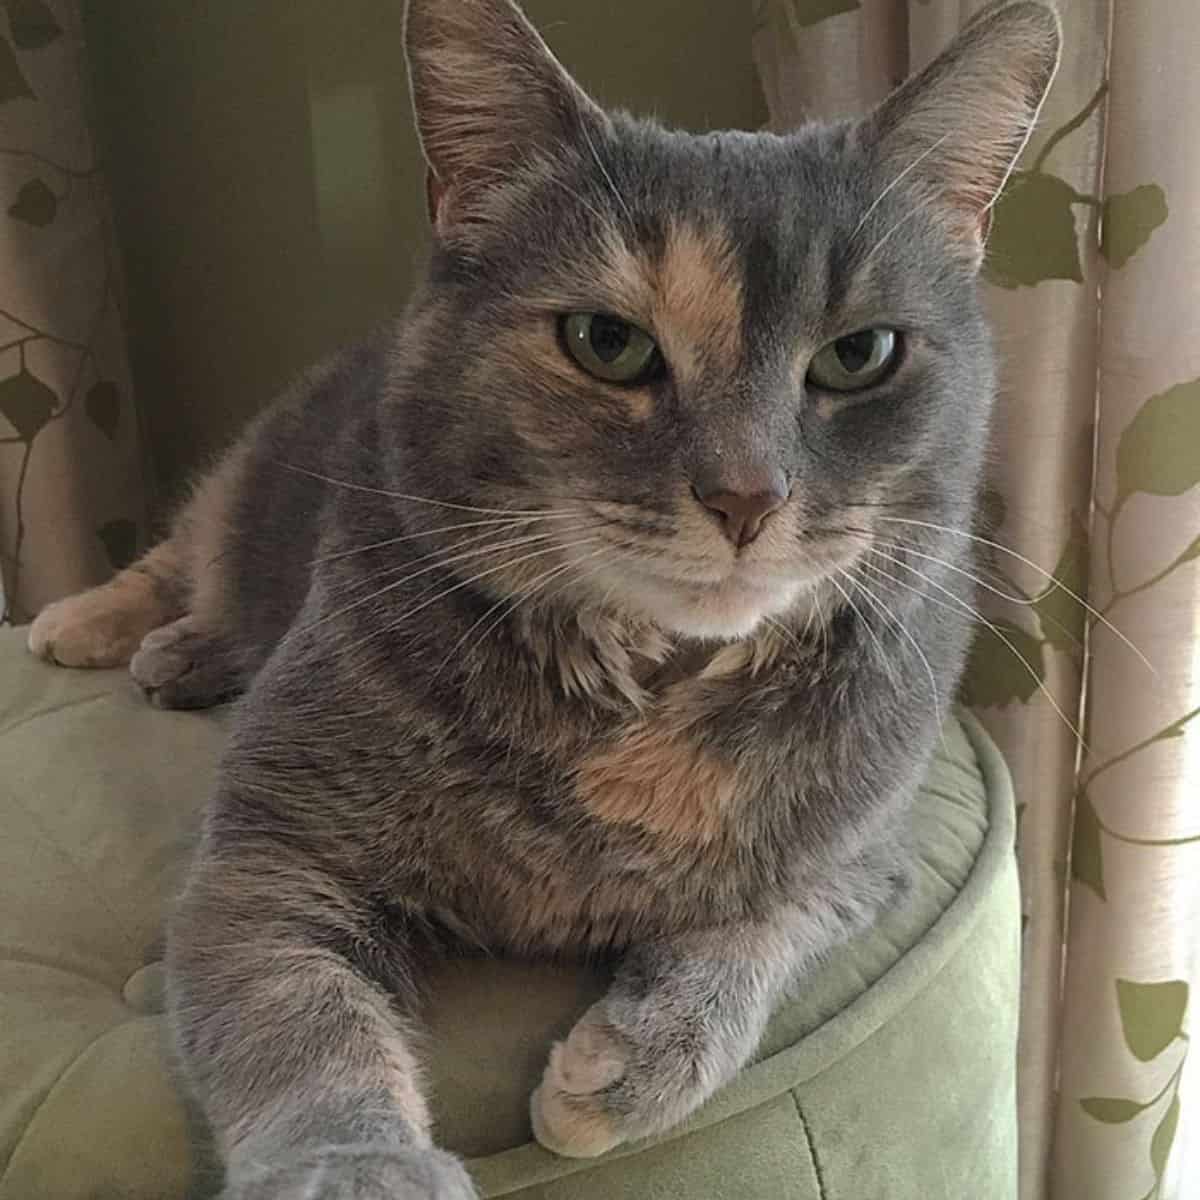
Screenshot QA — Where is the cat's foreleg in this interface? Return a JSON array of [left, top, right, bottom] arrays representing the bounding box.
[[530, 912, 811, 1159], [167, 831, 475, 1200]]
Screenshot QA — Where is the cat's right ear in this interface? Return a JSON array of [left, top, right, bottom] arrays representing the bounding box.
[[860, 1, 1061, 267], [404, 0, 605, 240]]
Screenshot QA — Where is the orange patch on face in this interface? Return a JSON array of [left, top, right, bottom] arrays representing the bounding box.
[[521, 221, 743, 420], [575, 724, 740, 845], [654, 221, 744, 377]]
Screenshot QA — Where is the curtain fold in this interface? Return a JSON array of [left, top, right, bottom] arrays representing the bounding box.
[[0, 0, 145, 624], [755, 3, 1198, 1198]]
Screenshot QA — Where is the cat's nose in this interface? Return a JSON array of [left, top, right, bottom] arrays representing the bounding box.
[[693, 476, 789, 548]]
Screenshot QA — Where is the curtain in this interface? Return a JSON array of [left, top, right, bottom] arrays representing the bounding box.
[[0, 0, 145, 625], [754, 3, 1200, 1198]]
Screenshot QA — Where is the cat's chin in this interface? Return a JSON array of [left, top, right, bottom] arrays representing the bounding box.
[[609, 572, 807, 642]]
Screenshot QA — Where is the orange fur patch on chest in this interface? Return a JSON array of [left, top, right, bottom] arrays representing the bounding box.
[[574, 723, 740, 846]]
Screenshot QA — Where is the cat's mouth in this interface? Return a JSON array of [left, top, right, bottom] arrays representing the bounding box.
[[597, 560, 811, 641]]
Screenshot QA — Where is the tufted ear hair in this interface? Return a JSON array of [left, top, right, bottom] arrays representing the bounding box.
[[861, 1, 1062, 266], [404, 0, 607, 240]]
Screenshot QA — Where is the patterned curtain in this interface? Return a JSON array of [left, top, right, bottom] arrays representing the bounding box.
[[0, 0, 145, 624], [754, 3, 1200, 1198]]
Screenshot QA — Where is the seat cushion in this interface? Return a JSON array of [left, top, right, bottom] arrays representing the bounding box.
[[0, 626, 1020, 1198]]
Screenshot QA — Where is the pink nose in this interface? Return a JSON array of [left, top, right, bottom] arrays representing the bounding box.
[[694, 485, 788, 548]]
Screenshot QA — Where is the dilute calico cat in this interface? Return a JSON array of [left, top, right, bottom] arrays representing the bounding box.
[[29, 1, 1059, 1195]]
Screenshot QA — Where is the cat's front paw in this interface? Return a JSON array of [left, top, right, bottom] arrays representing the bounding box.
[[222, 1143, 477, 1200], [28, 591, 146, 667], [530, 1007, 630, 1158], [531, 993, 756, 1160]]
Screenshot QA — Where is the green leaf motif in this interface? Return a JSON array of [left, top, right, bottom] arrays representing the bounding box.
[[7, 0, 62, 49], [985, 171, 1083, 289], [0, 31, 32, 102], [1116, 378, 1200, 502], [1080, 1096, 1148, 1124], [1150, 1095, 1180, 1178], [7, 177, 56, 226], [1102, 184, 1168, 269], [786, 0, 860, 28], [1116, 979, 1188, 1062], [1034, 514, 1089, 652], [960, 620, 1045, 708], [85, 381, 120, 440], [0, 367, 56, 440], [1072, 791, 1105, 899], [97, 518, 138, 571]]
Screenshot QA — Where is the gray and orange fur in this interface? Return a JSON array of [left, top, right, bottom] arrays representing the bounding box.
[[29, 2, 1060, 1197]]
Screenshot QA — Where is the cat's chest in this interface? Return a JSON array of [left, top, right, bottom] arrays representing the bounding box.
[[571, 715, 747, 850], [564, 646, 801, 850], [473, 701, 783, 953]]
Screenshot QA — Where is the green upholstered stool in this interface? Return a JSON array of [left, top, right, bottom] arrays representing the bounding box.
[[0, 625, 1020, 1199]]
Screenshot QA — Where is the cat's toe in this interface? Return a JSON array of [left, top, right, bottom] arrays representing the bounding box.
[[28, 595, 144, 667], [130, 616, 243, 709], [130, 632, 192, 689], [530, 1007, 628, 1158], [530, 1081, 623, 1159]]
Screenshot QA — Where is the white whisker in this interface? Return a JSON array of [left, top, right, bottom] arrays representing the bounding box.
[[579, 121, 635, 228], [310, 513, 582, 566], [433, 537, 648, 690], [851, 132, 952, 242], [432, 555, 584, 678], [274, 461, 579, 517], [761, 615, 804, 656], [867, 536, 1081, 652], [859, 206, 929, 273], [343, 534, 608, 658], [875, 515, 1153, 672], [842, 565, 943, 737], [862, 550, 1086, 748], [828, 570, 900, 692], [296, 525, 601, 638]]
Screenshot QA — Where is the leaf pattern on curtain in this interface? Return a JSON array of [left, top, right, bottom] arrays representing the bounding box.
[[986, 83, 1168, 288], [754, 2, 1200, 1197], [1078, 981, 1190, 1200], [0, 0, 145, 623]]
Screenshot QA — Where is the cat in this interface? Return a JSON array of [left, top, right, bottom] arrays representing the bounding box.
[[28, 1, 1060, 1196]]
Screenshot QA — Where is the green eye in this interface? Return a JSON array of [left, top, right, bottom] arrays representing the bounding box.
[[561, 313, 663, 385], [807, 329, 900, 393]]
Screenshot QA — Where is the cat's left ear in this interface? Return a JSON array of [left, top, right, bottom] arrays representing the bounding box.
[[861, 1, 1062, 266], [404, 0, 605, 239]]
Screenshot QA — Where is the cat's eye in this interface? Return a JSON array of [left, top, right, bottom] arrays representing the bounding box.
[[807, 329, 901, 393], [560, 313, 663, 385]]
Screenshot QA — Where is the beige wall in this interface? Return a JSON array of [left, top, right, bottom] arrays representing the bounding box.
[[85, 1, 766, 506]]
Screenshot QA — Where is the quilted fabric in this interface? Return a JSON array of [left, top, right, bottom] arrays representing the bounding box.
[[0, 626, 1019, 1198]]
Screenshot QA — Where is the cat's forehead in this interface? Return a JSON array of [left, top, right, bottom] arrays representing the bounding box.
[[628, 122, 863, 232], [527, 121, 922, 364]]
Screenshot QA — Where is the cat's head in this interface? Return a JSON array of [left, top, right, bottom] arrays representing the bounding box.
[[392, 0, 1060, 641]]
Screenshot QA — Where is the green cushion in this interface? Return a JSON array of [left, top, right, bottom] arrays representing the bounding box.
[[0, 625, 1020, 1198]]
